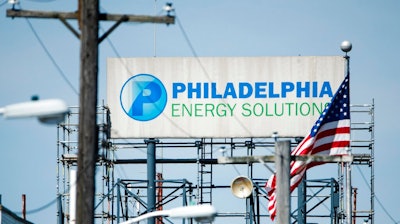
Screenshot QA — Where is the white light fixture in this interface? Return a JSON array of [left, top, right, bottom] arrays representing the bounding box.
[[0, 99, 69, 124], [119, 204, 217, 224]]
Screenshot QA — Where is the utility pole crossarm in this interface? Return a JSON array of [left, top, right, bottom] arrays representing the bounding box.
[[6, 9, 175, 24], [99, 13, 174, 24], [218, 155, 354, 164], [7, 9, 78, 19], [218, 155, 275, 164], [294, 155, 353, 163]]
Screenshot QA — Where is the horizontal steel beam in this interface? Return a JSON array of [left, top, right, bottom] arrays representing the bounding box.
[[62, 154, 370, 165]]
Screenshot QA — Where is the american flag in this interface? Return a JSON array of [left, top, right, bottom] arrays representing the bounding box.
[[265, 74, 351, 221]]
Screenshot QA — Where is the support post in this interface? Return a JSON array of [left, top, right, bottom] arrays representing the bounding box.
[[156, 173, 163, 224], [246, 141, 254, 224], [330, 178, 339, 224], [22, 194, 26, 220], [275, 140, 291, 224], [146, 138, 158, 224], [57, 194, 64, 224], [353, 188, 357, 224], [117, 179, 121, 223], [69, 170, 77, 224], [346, 162, 352, 224], [297, 173, 306, 224], [255, 187, 260, 224]]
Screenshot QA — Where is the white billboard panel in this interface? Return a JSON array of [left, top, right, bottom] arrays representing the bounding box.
[[107, 56, 345, 138]]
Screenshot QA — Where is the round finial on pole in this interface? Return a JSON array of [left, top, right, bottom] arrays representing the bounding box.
[[340, 40, 352, 53]]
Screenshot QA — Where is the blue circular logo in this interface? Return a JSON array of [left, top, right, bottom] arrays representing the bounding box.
[[120, 74, 167, 121]]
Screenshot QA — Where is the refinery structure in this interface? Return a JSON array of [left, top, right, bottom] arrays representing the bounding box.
[[56, 100, 374, 224]]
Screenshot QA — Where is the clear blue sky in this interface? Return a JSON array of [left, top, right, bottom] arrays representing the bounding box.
[[1, 0, 399, 223]]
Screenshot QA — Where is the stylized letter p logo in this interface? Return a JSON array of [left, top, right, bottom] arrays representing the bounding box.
[[120, 74, 167, 121]]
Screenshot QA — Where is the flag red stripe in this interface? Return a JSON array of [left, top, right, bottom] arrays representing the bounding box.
[[315, 126, 350, 139], [312, 140, 350, 154]]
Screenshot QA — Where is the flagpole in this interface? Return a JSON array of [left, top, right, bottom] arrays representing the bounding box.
[[265, 44, 352, 223], [341, 40, 352, 224]]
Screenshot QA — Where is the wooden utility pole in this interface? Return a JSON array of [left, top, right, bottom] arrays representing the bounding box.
[[7, 2, 174, 223], [77, 0, 98, 223], [275, 140, 291, 224]]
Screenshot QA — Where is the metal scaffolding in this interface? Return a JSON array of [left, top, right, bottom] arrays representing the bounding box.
[[56, 101, 374, 224]]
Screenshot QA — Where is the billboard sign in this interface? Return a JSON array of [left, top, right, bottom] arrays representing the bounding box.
[[107, 56, 345, 138]]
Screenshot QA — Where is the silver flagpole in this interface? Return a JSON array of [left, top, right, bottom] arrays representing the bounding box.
[[341, 40, 352, 224]]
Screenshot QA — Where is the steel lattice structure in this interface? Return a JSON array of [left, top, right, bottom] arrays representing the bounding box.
[[56, 102, 374, 224]]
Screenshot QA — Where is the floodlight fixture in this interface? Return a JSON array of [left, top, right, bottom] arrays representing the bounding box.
[[119, 204, 217, 224], [0, 99, 69, 124]]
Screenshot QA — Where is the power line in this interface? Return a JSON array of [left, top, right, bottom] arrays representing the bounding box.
[[25, 0, 56, 2], [2, 2, 80, 95], [175, 15, 256, 137], [0, 0, 8, 7], [355, 166, 397, 223], [25, 17, 79, 95], [14, 197, 58, 215]]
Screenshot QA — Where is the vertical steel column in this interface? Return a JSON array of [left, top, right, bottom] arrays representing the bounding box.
[[69, 170, 77, 224], [246, 140, 254, 224], [182, 180, 187, 224], [246, 191, 253, 224], [255, 187, 260, 224], [146, 138, 158, 224], [353, 188, 357, 224], [57, 195, 64, 224], [117, 179, 121, 223], [370, 100, 375, 224], [331, 178, 339, 224], [275, 140, 291, 224], [297, 173, 306, 224]]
